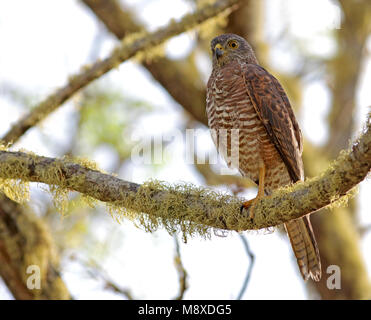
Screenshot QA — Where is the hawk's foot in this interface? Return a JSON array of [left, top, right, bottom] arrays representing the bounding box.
[[240, 195, 264, 220]]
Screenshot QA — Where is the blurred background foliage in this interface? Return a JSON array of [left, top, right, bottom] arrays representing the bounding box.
[[0, 0, 370, 300]]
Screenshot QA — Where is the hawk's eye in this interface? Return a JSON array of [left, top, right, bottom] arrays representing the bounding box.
[[228, 40, 239, 49]]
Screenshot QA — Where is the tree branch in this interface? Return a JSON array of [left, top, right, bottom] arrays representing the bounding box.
[[82, 0, 209, 126], [326, 0, 371, 157], [0, 117, 369, 233], [0, 195, 70, 299], [307, 0, 371, 299], [1, 0, 240, 144]]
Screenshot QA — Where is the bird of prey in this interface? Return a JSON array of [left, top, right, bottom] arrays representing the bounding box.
[[206, 33, 321, 281]]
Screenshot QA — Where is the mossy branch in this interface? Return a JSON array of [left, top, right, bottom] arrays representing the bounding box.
[[1, 0, 240, 145], [82, 0, 209, 126], [0, 117, 369, 234]]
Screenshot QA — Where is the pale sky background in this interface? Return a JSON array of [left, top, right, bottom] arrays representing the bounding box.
[[0, 0, 370, 300]]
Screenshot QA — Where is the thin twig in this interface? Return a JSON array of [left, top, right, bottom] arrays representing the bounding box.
[[236, 234, 254, 300], [74, 256, 134, 300], [173, 236, 188, 300]]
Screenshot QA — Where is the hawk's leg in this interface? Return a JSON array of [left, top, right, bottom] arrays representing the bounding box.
[[240, 164, 266, 219]]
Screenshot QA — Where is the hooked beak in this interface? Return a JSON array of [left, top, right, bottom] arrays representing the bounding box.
[[214, 44, 224, 60], [215, 47, 224, 59]]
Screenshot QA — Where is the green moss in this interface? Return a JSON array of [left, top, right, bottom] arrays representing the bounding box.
[[0, 177, 30, 204], [0, 135, 365, 241], [0, 145, 30, 204], [46, 156, 101, 216], [105, 179, 244, 242]]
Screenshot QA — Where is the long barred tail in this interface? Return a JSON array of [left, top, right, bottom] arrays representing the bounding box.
[[285, 216, 321, 281]]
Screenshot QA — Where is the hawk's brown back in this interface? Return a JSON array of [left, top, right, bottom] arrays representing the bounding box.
[[243, 64, 304, 182]]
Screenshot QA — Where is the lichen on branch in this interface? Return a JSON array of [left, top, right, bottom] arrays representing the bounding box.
[[0, 116, 369, 239], [1, 0, 240, 145]]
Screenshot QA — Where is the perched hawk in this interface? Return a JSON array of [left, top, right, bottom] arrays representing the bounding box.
[[206, 33, 321, 281]]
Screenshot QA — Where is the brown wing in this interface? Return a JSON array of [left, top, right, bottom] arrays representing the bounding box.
[[244, 64, 304, 182]]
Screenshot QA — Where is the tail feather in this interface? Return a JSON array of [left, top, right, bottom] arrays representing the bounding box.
[[285, 216, 321, 281]]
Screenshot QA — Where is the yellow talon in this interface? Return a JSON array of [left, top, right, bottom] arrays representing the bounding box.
[[240, 164, 266, 219]]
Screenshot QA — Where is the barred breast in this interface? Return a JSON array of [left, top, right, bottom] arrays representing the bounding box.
[[206, 62, 291, 192], [206, 61, 321, 281]]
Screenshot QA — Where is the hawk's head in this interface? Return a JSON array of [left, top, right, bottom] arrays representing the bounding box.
[[210, 33, 258, 68]]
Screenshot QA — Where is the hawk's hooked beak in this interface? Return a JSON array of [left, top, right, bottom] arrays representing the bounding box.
[[214, 43, 224, 59]]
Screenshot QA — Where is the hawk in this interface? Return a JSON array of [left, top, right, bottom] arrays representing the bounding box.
[[206, 33, 321, 281]]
